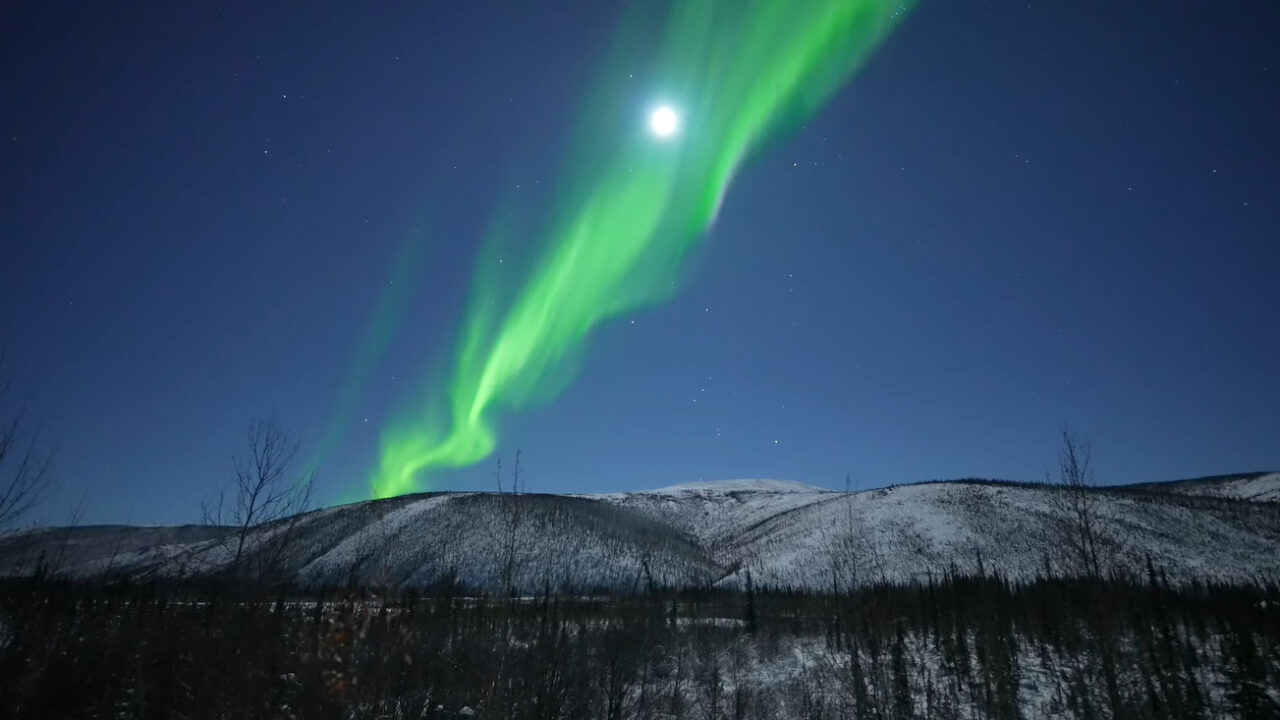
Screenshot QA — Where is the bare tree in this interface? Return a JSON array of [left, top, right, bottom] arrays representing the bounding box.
[[827, 472, 887, 596], [44, 491, 88, 577], [494, 449, 525, 596], [202, 415, 314, 582], [1048, 429, 1111, 578], [0, 357, 53, 530], [482, 450, 528, 710]]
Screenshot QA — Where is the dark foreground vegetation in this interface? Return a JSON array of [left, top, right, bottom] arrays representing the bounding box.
[[1, 570, 1277, 720]]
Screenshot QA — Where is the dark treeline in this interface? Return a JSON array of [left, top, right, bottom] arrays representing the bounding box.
[[1, 570, 1277, 719]]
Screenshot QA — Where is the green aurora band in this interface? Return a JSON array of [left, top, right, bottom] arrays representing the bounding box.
[[371, 0, 916, 498]]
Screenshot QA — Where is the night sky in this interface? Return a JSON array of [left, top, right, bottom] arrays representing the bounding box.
[[3, 1, 1278, 525]]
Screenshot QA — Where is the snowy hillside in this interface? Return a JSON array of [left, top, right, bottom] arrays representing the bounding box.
[[0, 524, 226, 578], [588, 478, 832, 545], [1, 492, 724, 591], [282, 492, 724, 590], [1126, 471, 1280, 503], [2, 475, 1277, 592], [714, 481, 1280, 590]]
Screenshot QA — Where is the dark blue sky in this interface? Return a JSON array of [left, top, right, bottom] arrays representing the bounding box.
[[3, 1, 1278, 525]]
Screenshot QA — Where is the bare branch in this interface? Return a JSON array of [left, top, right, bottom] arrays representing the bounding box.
[[1047, 428, 1114, 579], [205, 414, 315, 586], [0, 357, 54, 529]]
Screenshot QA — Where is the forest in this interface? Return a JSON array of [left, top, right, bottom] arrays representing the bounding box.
[[2, 566, 1277, 719]]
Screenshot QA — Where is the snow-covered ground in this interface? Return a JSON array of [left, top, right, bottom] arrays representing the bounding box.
[[588, 478, 833, 545], [1161, 472, 1280, 502], [714, 480, 1280, 589]]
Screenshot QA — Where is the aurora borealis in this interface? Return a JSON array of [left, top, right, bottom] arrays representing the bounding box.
[[7, 0, 1280, 523], [369, 0, 917, 498]]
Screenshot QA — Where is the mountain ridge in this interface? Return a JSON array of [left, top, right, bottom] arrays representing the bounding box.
[[2, 473, 1276, 591]]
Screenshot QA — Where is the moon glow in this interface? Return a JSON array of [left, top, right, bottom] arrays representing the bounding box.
[[648, 105, 680, 139]]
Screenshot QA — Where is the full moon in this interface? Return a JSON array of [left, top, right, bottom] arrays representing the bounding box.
[[648, 105, 679, 139]]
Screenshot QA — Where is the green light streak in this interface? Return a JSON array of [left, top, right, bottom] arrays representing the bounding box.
[[308, 233, 425, 484], [371, 0, 916, 498]]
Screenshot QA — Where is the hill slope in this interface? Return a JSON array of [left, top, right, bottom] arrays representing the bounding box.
[[588, 479, 832, 545], [2, 474, 1277, 591], [714, 480, 1280, 589], [1124, 471, 1280, 503]]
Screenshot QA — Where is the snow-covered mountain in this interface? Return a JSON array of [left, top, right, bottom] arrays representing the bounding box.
[[588, 479, 832, 545], [712, 480, 1280, 589], [1124, 471, 1280, 503], [2, 474, 1277, 591]]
